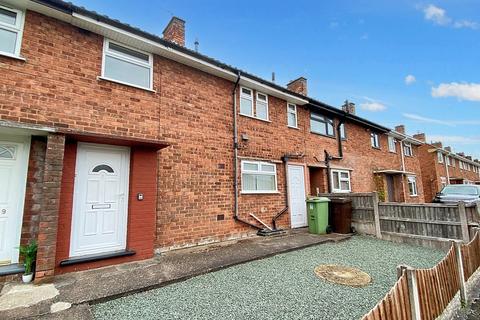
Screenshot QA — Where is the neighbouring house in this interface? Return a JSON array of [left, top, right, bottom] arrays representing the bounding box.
[[0, 0, 427, 282], [415, 134, 480, 202]]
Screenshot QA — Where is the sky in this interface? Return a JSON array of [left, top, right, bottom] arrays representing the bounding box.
[[73, 0, 480, 159]]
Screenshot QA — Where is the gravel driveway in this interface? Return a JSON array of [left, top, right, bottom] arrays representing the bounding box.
[[92, 236, 444, 320]]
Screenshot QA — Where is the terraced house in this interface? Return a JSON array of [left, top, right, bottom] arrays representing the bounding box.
[[414, 135, 480, 202], [0, 0, 428, 282]]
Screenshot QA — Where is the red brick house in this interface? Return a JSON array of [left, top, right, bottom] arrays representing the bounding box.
[[414, 134, 480, 202], [0, 0, 425, 282]]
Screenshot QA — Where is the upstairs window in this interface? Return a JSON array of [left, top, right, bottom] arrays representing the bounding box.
[[388, 136, 396, 153], [403, 142, 413, 157], [240, 87, 253, 116], [0, 5, 24, 57], [241, 161, 277, 193], [311, 113, 335, 137], [459, 161, 464, 170], [451, 158, 456, 167], [371, 133, 380, 149], [446, 156, 451, 166], [437, 152, 444, 163], [255, 92, 269, 120], [287, 103, 297, 128], [407, 176, 418, 196], [102, 39, 153, 90], [331, 170, 351, 193], [340, 123, 347, 140]]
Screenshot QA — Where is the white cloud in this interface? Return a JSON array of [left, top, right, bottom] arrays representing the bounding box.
[[403, 113, 480, 126], [431, 82, 480, 101], [405, 75, 416, 85], [424, 4, 451, 25], [422, 4, 479, 29], [428, 135, 480, 145]]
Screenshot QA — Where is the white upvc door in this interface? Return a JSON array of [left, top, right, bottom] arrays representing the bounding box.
[[70, 143, 130, 257], [288, 164, 307, 228], [0, 136, 30, 265]]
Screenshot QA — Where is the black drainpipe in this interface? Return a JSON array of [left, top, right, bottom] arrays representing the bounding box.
[[232, 72, 262, 230], [272, 155, 290, 230], [325, 117, 346, 193]]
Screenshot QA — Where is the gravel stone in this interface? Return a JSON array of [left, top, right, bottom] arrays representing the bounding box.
[[92, 236, 445, 320]]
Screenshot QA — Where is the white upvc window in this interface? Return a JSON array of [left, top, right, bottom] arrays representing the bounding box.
[[446, 156, 451, 166], [241, 161, 277, 193], [340, 123, 347, 140], [403, 142, 413, 157], [0, 4, 25, 58], [255, 92, 269, 120], [437, 152, 444, 163], [240, 87, 254, 116], [331, 169, 351, 193], [388, 136, 396, 153], [311, 113, 335, 136], [407, 176, 418, 196], [102, 39, 153, 90], [451, 158, 456, 167], [287, 103, 297, 128], [371, 133, 380, 149], [440, 176, 447, 187], [459, 161, 464, 170]]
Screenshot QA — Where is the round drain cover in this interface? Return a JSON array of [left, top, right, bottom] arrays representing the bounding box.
[[314, 264, 372, 287]]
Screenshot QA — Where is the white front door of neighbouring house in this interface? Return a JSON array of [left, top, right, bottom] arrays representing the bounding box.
[[70, 143, 130, 257], [288, 164, 307, 228], [0, 137, 30, 265]]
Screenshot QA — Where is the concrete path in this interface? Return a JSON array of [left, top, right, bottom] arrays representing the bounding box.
[[0, 230, 350, 319]]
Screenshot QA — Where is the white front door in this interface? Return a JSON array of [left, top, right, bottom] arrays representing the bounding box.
[[0, 137, 30, 265], [70, 143, 130, 257], [288, 164, 307, 228]]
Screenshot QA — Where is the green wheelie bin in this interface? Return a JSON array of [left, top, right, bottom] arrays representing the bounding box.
[[306, 197, 330, 234]]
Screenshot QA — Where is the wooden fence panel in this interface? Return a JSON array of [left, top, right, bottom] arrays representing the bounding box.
[[461, 231, 480, 280]]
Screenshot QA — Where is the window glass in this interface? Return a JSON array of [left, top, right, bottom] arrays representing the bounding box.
[[331, 170, 351, 193], [437, 152, 443, 163], [287, 103, 297, 128], [311, 113, 334, 136], [0, 8, 16, 25], [240, 88, 253, 116], [388, 136, 396, 152], [407, 176, 418, 196], [255, 92, 268, 120], [0, 28, 16, 54], [0, 6, 22, 56], [403, 142, 413, 156], [371, 133, 380, 148], [103, 40, 152, 89], [242, 161, 277, 193], [340, 123, 346, 139]]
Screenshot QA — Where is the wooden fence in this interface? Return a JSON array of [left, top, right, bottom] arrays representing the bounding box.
[[362, 228, 480, 320], [319, 192, 480, 249]]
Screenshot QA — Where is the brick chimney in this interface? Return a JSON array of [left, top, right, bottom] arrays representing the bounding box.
[[163, 17, 185, 46], [413, 133, 426, 142], [341, 101, 356, 115], [466, 155, 472, 160], [458, 152, 465, 157], [431, 141, 443, 148], [444, 146, 452, 152], [394, 125, 405, 134], [287, 77, 307, 96]]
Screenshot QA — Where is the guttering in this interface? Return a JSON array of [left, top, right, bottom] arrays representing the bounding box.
[[231, 72, 261, 230]]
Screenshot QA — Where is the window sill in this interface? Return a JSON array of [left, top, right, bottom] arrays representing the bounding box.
[[241, 191, 280, 195], [0, 52, 26, 62], [388, 151, 397, 154], [97, 76, 156, 93], [409, 195, 419, 198], [310, 131, 336, 140], [239, 113, 271, 123], [288, 125, 299, 130], [372, 146, 381, 150]]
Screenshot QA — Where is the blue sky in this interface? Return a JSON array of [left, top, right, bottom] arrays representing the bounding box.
[[74, 0, 480, 158]]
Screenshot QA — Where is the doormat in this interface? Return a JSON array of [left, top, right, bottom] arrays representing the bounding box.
[[314, 264, 371, 287]]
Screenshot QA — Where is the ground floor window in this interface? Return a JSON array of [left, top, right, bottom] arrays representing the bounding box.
[[407, 176, 418, 196], [241, 160, 277, 193], [331, 169, 351, 193]]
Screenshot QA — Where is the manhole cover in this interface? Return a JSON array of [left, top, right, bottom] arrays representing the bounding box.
[[314, 264, 372, 287]]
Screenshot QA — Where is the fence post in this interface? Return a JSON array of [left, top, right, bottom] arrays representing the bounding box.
[[458, 202, 470, 242], [406, 267, 421, 320], [453, 241, 468, 306], [397, 265, 408, 280], [372, 192, 382, 239]]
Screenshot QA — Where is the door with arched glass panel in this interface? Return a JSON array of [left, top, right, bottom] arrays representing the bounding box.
[[70, 143, 130, 257]]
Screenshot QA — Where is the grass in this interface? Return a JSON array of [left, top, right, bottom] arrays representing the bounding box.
[[92, 236, 445, 320]]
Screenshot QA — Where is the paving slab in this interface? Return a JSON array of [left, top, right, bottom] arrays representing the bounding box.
[[1, 230, 350, 319]]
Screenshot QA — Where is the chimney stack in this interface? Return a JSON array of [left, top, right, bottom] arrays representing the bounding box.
[[458, 152, 465, 157], [287, 77, 307, 96], [413, 133, 426, 142], [444, 146, 452, 152], [163, 17, 185, 46], [341, 100, 356, 115], [466, 155, 472, 160], [431, 141, 443, 149], [394, 125, 405, 134]]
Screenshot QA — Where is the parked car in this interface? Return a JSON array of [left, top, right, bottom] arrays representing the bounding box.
[[433, 185, 480, 204]]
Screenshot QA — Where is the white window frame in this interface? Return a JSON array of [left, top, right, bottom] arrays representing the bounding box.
[[459, 161, 464, 170], [440, 176, 447, 187], [331, 169, 351, 193], [451, 158, 456, 167], [407, 176, 418, 196], [101, 39, 154, 90], [241, 160, 277, 194], [287, 103, 298, 128], [339, 123, 347, 140], [255, 92, 269, 121], [310, 113, 335, 137], [403, 142, 413, 157], [239, 86, 254, 117], [371, 132, 380, 149], [388, 136, 396, 153], [446, 156, 451, 166], [437, 152, 444, 163], [0, 4, 25, 58]]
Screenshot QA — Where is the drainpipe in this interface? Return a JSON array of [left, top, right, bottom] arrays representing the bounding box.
[[324, 118, 345, 193], [271, 155, 290, 230], [232, 72, 262, 230], [325, 150, 332, 193], [444, 155, 450, 184], [399, 138, 407, 202]]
